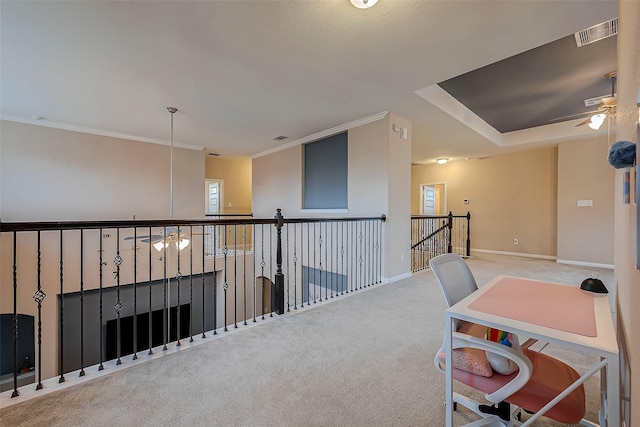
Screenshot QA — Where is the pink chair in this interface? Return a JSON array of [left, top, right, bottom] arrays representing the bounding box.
[[430, 254, 586, 426]]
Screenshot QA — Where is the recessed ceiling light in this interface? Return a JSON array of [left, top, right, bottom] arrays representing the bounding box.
[[273, 136, 288, 141], [31, 115, 44, 120], [436, 158, 449, 165], [207, 152, 220, 157]]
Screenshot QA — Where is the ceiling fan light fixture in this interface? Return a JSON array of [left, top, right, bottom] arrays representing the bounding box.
[[588, 113, 606, 130], [154, 241, 168, 252], [178, 238, 190, 251], [350, 0, 379, 9]]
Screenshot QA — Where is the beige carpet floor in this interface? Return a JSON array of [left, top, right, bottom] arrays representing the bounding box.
[[0, 253, 614, 427]]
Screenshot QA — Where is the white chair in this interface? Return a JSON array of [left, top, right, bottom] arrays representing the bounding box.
[[429, 253, 586, 426]]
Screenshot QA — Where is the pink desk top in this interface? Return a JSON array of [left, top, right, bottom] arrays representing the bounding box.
[[468, 276, 597, 337]]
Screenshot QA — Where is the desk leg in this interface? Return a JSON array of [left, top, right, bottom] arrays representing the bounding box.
[[605, 355, 620, 427], [445, 314, 453, 427]]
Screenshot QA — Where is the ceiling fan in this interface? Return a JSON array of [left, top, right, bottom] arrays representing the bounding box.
[[573, 71, 618, 130], [124, 227, 192, 251], [548, 72, 619, 130]]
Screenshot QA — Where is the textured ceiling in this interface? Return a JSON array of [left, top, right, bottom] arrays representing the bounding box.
[[0, 1, 620, 164]]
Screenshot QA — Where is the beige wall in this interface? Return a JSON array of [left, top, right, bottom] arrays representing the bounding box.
[[252, 145, 303, 218], [205, 157, 252, 215], [557, 136, 615, 266], [412, 147, 558, 258], [0, 120, 207, 380], [0, 121, 204, 221], [614, 2, 640, 424], [386, 113, 412, 277], [252, 114, 412, 279]]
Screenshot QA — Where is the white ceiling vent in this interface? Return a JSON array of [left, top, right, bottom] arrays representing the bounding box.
[[575, 18, 618, 47]]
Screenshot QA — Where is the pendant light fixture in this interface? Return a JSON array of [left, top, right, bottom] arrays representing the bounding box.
[[153, 106, 189, 251]]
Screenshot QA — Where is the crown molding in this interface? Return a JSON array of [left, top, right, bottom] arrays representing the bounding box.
[[252, 111, 389, 159], [0, 114, 204, 151]]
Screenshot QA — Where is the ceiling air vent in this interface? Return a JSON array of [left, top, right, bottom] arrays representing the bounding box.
[[575, 18, 618, 47]]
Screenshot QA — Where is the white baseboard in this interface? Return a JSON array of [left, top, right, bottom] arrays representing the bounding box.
[[556, 259, 614, 270], [383, 272, 413, 283], [472, 248, 614, 269], [472, 248, 556, 260]]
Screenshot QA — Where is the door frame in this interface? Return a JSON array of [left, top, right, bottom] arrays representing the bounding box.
[[420, 182, 447, 215]]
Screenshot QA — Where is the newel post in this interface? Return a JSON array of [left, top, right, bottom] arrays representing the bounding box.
[[274, 209, 285, 315]]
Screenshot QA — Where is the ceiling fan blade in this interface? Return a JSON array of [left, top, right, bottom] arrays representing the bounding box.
[[549, 110, 599, 122], [575, 117, 592, 127], [124, 235, 147, 240]]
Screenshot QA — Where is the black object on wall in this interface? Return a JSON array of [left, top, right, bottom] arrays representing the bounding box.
[[58, 273, 216, 374], [105, 304, 191, 360], [0, 314, 35, 376], [303, 131, 348, 209]]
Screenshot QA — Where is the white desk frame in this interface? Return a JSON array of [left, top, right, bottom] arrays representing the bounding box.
[[444, 275, 619, 427]]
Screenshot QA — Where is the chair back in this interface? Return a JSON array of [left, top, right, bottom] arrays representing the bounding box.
[[429, 253, 478, 308]]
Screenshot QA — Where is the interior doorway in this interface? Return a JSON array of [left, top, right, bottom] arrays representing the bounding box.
[[421, 183, 446, 215]]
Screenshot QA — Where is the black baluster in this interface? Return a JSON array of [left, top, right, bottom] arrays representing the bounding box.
[[201, 225, 206, 339], [379, 218, 383, 283], [314, 223, 318, 303], [176, 226, 182, 347], [114, 229, 123, 365], [98, 229, 104, 371], [162, 226, 168, 351], [189, 226, 194, 342], [286, 223, 290, 312], [148, 227, 153, 356], [59, 231, 65, 383], [223, 225, 228, 331], [213, 225, 218, 334], [79, 230, 86, 376], [293, 223, 298, 310], [233, 224, 238, 328], [368, 220, 372, 286], [359, 222, 364, 290], [243, 224, 248, 325], [252, 224, 257, 322], [319, 225, 323, 302], [300, 223, 305, 307], [11, 232, 19, 398], [132, 227, 138, 360], [271, 223, 275, 316], [34, 231, 44, 390], [340, 222, 345, 295], [330, 221, 334, 297], [307, 222, 311, 305], [260, 224, 265, 320]]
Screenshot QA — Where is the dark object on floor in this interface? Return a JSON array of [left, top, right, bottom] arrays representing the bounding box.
[[580, 278, 609, 294]]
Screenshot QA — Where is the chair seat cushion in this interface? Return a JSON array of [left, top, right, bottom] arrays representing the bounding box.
[[452, 348, 585, 424]]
